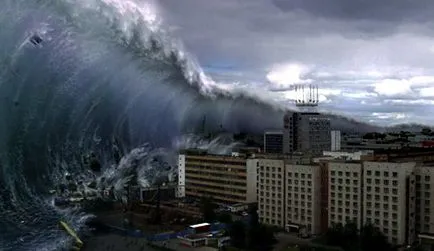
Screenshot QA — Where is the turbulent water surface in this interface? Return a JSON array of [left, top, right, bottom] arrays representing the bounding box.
[[0, 0, 287, 250]]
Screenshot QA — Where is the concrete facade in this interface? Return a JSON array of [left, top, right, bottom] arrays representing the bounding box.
[[362, 161, 416, 246], [328, 161, 363, 229], [179, 152, 258, 205], [257, 159, 286, 227], [285, 164, 322, 235]]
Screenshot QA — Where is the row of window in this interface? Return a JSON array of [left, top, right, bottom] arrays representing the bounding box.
[[330, 178, 359, 185], [366, 170, 398, 177], [331, 170, 399, 178]]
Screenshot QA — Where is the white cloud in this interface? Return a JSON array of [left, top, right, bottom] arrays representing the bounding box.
[[419, 87, 434, 97], [372, 79, 412, 96], [266, 63, 312, 88], [372, 112, 407, 120]]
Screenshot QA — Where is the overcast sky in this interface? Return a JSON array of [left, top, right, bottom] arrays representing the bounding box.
[[155, 0, 434, 126]]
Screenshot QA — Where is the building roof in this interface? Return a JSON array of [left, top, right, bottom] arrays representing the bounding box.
[[189, 223, 210, 229]]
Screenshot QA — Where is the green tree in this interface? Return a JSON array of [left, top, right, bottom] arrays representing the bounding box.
[[342, 221, 359, 250], [246, 204, 276, 251], [360, 224, 392, 251], [217, 212, 233, 224], [422, 127, 432, 135], [229, 220, 246, 249], [325, 223, 345, 246], [200, 196, 217, 222], [248, 204, 259, 227]]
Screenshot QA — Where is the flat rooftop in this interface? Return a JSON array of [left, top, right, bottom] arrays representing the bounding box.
[[189, 223, 210, 229]]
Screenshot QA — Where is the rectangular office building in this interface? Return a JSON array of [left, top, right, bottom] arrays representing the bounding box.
[[179, 151, 257, 205]]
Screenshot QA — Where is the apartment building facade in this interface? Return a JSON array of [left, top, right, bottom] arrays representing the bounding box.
[[257, 159, 285, 227], [362, 161, 416, 245], [286, 164, 322, 235], [328, 161, 363, 229], [178, 151, 257, 205], [415, 165, 434, 234]]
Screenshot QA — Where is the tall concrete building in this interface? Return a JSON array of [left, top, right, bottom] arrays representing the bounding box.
[[264, 130, 284, 153], [283, 112, 331, 156], [285, 164, 322, 235], [178, 150, 258, 205], [328, 161, 363, 229], [362, 161, 416, 245]]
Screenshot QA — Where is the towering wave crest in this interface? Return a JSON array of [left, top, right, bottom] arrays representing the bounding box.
[[0, 0, 286, 250]]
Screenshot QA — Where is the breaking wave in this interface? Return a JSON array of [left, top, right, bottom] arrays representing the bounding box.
[[0, 0, 285, 250]]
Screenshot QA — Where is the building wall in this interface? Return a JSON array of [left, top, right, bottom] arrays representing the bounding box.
[[264, 131, 283, 154], [182, 154, 251, 204], [328, 162, 363, 229], [257, 159, 286, 228], [331, 130, 342, 152], [246, 159, 259, 203], [322, 150, 373, 161], [415, 166, 434, 234], [283, 112, 331, 156], [283, 113, 294, 154], [362, 161, 416, 246], [296, 113, 331, 155], [177, 154, 186, 198], [285, 164, 322, 235], [319, 161, 329, 233]]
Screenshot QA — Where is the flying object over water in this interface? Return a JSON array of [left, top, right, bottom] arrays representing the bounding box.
[[29, 34, 43, 46]]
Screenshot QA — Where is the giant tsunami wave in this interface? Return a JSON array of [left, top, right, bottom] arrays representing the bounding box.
[[0, 0, 288, 250]]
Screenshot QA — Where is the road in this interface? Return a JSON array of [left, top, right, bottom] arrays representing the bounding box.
[[273, 233, 342, 251]]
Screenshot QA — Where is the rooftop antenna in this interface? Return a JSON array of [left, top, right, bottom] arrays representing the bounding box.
[[294, 83, 319, 112]]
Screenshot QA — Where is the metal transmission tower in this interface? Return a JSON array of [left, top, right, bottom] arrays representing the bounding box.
[[294, 84, 319, 112]]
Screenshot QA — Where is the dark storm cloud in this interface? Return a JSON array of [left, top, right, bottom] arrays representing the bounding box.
[[273, 0, 434, 23], [156, 0, 434, 125]]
